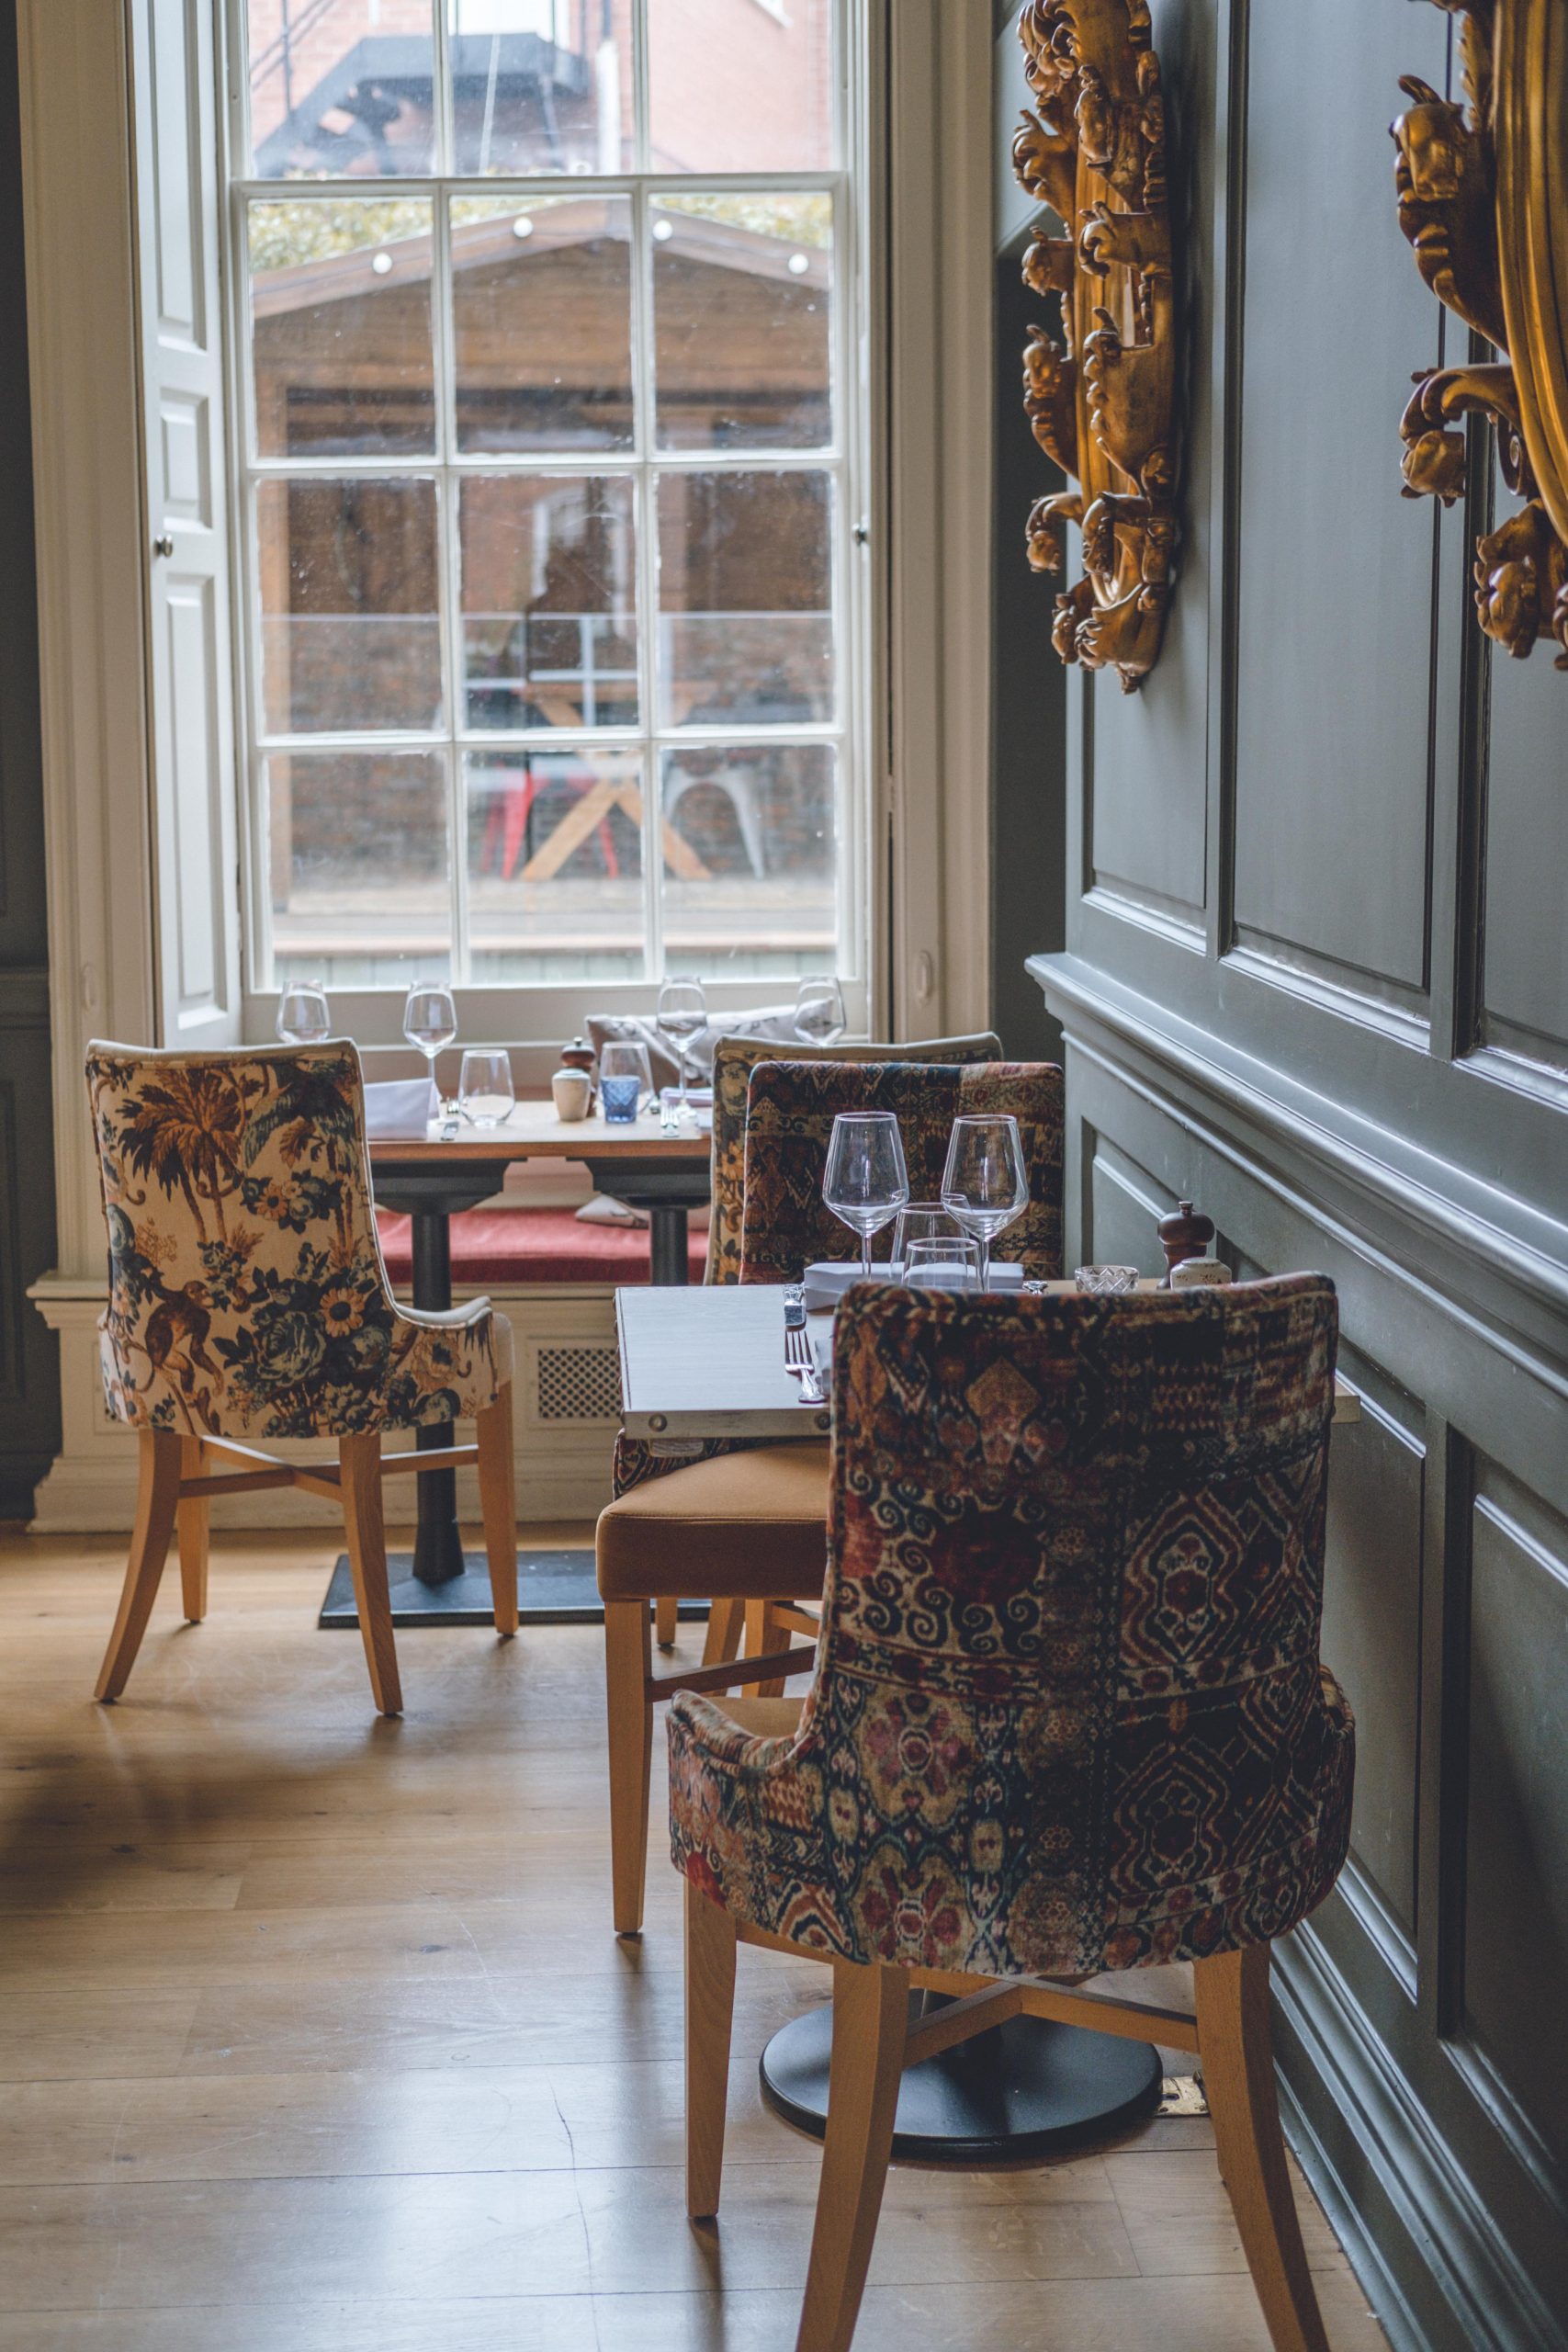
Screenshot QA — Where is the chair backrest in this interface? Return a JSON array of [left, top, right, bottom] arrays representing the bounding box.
[[789, 1277, 1351, 1978], [86, 1039, 397, 1441], [705, 1031, 1001, 1284], [738, 1059, 1063, 1283]]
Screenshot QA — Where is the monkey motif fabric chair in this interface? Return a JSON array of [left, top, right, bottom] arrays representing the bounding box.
[[86, 1041, 517, 1716], [671, 1276, 1354, 2352], [739, 1058, 1063, 1287]]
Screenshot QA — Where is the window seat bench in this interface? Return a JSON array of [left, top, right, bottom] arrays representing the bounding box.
[[374, 1206, 707, 1288]]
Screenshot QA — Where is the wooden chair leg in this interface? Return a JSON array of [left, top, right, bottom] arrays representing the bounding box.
[[701, 1593, 745, 1670], [655, 1594, 679, 1649], [1194, 1945, 1331, 2352], [175, 1434, 209, 1622], [604, 1595, 653, 1935], [339, 1432, 402, 1718], [744, 1597, 787, 1698], [795, 1960, 908, 2352], [95, 1428, 183, 1702], [684, 1876, 738, 2220], [475, 1385, 518, 1636]]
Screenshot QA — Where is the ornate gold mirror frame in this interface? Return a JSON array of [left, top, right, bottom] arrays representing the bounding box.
[[1393, 0, 1568, 665], [1011, 0, 1178, 692]]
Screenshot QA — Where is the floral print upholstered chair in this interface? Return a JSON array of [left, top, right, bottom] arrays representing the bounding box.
[[86, 1040, 517, 1715], [671, 1276, 1355, 2352]]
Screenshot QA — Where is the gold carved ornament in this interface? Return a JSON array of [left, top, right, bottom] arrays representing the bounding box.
[[1393, 0, 1568, 665], [1010, 0, 1178, 693]]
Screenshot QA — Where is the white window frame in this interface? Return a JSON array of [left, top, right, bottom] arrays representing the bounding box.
[[219, 0, 875, 1049]]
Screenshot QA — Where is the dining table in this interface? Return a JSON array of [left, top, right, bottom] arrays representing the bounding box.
[[319, 1100, 710, 1629], [615, 1277, 1361, 2166]]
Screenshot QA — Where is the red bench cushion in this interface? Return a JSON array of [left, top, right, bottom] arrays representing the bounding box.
[[375, 1206, 706, 1288]]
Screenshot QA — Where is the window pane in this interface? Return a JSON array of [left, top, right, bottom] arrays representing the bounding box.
[[452, 196, 633, 453], [250, 201, 435, 459], [466, 749, 645, 982], [268, 752, 450, 987], [259, 479, 443, 736], [246, 3, 436, 179], [448, 1, 634, 175], [652, 196, 831, 452], [657, 471, 833, 726], [660, 744, 834, 974], [648, 0, 833, 172], [460, 475, 637, 731]]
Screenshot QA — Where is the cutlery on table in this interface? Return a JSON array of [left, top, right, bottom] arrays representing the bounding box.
[[784, 1288, 827, 1405]]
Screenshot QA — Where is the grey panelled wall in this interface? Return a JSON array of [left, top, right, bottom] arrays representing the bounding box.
[[996, 5, 1568, 2350]]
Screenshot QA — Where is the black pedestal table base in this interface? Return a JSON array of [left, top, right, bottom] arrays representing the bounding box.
[[319, 1548, 713, 1629], [759, 1997, 1163, 2164]]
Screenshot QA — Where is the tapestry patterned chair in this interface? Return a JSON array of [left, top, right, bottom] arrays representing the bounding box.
[[86, 1040, 518, 1717], [596, 1050, 1062, 1936], [671, 1276, 1354, 2352]]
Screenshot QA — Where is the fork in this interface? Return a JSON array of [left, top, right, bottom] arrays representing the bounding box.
[[784, 1302, 827, 1404]]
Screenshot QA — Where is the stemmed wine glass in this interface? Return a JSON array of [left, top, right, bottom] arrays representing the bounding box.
[[794, 974, 847, 1047], [403, 981, 457, 1114], [823, 1111, 909, 1279], [657, 976, 706, 1125], [276, 980, 331, 1045], [941, 1114, 1029, 1295]]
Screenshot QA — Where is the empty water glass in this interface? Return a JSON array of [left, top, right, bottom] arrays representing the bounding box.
[[1075, 1263, 1141, 1295], [891, 1201, 957, 1271], [599, 1039, 651, 1125], [822, 1111, 909, 1279], [794, 975, 847, 1047], [904, 1236, 981, 1292], [276, 980, 331, 1046], [458, 1048, 515, 1128], [941, 1114, 1029, 1295]]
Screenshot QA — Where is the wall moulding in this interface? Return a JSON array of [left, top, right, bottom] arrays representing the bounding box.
[[1393, 0, 1568, 666], [1010, 0, 1178, 691]]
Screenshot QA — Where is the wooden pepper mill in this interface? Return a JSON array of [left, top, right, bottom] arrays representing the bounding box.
[[559, 1035, 597, 1108], [1157, 1198, 1214, 1283]]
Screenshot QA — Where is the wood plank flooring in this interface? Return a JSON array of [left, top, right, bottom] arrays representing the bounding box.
[[0, 1527, 1393, 2351]]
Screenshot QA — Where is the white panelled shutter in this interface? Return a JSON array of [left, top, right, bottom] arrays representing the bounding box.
[[130, 0, 243, 1046]]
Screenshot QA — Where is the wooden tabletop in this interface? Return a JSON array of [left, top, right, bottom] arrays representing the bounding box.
[[367, 1099, 708, 1165], [616, 1282, 1363, 1442]]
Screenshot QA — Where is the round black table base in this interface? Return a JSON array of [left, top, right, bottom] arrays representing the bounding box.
[[759, 2001, 1163, 2165]]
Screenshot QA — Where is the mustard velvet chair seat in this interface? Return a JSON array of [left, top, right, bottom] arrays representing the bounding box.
[[671, 1277, 1354, 2352], [596, 1044, 1064, 1936], [86, 1040, 518, 1717]]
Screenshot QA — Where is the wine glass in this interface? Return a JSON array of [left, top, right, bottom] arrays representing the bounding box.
[[822, 1111, 909, 1279], [657, 976, 706, 1124], [276, 980, 331, 1045], [599, 1039, 652, 1125], [904, 1236, 981, 1292], [403, 981, 457, 1113], [794, 974, 847, 1047], [457, 1048, 515, 1128], [941, 1114, 1029, 1295]]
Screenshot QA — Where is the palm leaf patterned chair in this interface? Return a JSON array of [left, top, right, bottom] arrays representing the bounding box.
[[596, 1047, 1062, 1935], [86, 1040, 517, 1717], [672, 1275, 1355, 2352]]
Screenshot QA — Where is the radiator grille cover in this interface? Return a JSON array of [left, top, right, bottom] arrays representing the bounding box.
[[535, 1343, 623, 1425]]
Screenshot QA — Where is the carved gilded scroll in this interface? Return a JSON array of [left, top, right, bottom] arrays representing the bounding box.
[[1393, 0, 1568, 665], [1011, 0, 1178, 693]]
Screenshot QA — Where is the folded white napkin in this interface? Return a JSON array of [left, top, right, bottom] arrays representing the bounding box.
[[576, 1193, 648, 1228], [363, 1078, 440, 1139]]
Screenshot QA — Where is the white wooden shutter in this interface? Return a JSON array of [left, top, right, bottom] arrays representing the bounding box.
[[130, 0, 243, 1046]]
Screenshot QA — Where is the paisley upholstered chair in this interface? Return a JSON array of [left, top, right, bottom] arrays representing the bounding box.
[[671, 1276, 1354, 2352], [86, 1040, 517, 1717], [596, 1051, 1063, 1935]]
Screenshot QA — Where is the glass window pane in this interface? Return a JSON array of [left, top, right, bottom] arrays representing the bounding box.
[[452, 196, 633, 453], [246, 3, 436, 179], [466, 749, 645, 982], [648, 0, 833, 173], [447, 1, 634, 175], [652, 196, 831, 452], [460, 475, 638, 731], [250, 200, 435, 458], [259, 478, 443, 736], [268, 752, 450, 988], [657, 471, 833, 726], [660, 744, 834, 974]]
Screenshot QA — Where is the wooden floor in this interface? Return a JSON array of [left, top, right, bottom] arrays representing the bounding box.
[[0, 1526, 1393, 2352]]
